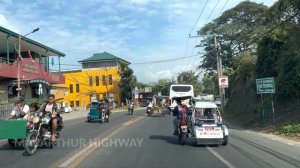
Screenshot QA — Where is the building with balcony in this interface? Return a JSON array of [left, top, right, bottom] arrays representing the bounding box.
[[0, 26, 65, 103], [53, 52, 130, 109]]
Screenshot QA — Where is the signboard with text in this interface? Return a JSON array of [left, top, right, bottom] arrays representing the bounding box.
[[256, 77, 275, 94], [219, 76, 228, 88]]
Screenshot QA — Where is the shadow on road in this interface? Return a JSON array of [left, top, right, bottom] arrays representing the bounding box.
[[149, 135, 202, 147], [0, 143, 24, 151]]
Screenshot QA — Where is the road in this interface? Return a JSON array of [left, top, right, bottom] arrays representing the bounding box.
[[0, 109, 300, 168]]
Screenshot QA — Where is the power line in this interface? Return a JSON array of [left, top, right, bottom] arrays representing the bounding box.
[[184, 38, 199, 71], [180, 0, 210, 74], [186, 0, 225, 75], [204, 0, 222, 24], [189, 0, 210, 35], [218, 0, 230, 16], [179, 37, 191, 72], [132, 53, 203, 65]]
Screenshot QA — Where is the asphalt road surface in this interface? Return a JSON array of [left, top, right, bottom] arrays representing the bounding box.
[[0, 109, 299, 168]]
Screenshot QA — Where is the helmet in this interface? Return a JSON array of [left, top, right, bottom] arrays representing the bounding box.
[[16, 96, 25, 103]]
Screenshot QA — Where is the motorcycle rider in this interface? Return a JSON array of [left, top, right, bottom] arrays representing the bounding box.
[[38, 94, 60, 142], [172, 98, 188, 135], [147, 101, 153, 108], [7, 96, 30, 120], [147, 101, 153, 114], [104, 98, 111, 116]]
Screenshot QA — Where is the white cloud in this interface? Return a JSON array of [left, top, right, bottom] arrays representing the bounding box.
[[0, 0, 279, 83], [0, 13, 20, 33]]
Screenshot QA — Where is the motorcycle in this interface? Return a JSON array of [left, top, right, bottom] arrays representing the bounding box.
[[177, 118, 189, 145], [146, 107, 153, 116], [128, 104, 134, 115], [24, 111, 63, 155], [101, 108, 110, 122]]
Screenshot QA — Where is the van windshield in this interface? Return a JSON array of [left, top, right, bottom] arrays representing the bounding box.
[[194, 108, 219, 121]]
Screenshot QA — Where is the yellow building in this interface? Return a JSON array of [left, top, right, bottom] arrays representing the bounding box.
[[53, 52, 130, 109]]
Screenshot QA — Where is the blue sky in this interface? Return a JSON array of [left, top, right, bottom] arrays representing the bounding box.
[[0, 0, 277, 83]]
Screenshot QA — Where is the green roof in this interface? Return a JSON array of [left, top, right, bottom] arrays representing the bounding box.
[[78, 52, 130, 64], [0, 26, 65, 57]]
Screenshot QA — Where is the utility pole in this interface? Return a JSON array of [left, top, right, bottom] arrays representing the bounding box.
[[17, 28, 40, 96], [214, 36, 224, 110]]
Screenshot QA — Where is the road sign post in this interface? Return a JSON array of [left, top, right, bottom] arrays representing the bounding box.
[[260, 94, 265, 120], [256, 77, 276, 122], [218, 76, 228, 110]]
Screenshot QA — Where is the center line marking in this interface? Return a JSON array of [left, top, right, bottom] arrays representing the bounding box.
[[55, 116, 145, 168]]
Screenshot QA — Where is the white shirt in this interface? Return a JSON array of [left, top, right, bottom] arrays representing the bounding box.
[[11, 104, 30, 119], [147, 102, 153, 108], [45, 104, 54, 113]]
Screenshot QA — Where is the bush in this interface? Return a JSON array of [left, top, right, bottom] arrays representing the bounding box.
[[278, 124, 300, 135], [29, 98, 43, 108]]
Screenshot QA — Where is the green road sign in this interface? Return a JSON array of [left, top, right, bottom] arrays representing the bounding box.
[[256, 77, 275, 94]]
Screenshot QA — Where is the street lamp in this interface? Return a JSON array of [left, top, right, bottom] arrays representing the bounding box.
[[23, 28, 40, 37], [17, 28, 40, 96]]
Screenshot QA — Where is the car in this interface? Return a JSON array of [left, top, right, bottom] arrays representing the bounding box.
[[140, 100, 149, 107], [58, 106, 73, 113]]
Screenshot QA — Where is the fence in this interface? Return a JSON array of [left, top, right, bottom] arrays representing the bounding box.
[[0, 103, 14, 119]]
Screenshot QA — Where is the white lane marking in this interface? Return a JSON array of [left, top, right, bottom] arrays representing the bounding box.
[[207, 147, 236, 168], [58, 116, 145, 168], [58, 126, 123, 168]]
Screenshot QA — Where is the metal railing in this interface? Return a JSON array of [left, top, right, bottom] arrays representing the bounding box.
[[0, 103, 14, 119]]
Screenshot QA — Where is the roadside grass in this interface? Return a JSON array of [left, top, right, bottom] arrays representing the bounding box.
[[277, 124, 300, 136]]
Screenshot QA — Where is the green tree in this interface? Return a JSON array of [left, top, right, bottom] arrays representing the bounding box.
[[256, 0, 300, 100], [152, 79, 173, 96], [177, 71, 202, 96], [201, 75, 216, 95], [198, 1, 268, 72], [119, 62, 137, 103], [233, 52, 257, 81]]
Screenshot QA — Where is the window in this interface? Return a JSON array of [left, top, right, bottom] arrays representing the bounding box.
[[69, 84, 73, 93], [76, 100, 80, 107], [105, 61, 111, 67], [95, 76, 99, 86], [102, 75, 106, 85], [171, 86, 191, 92], [100, 62, 105, 68], [76, 84, 80, 92], [70, 101, 74, 107], [112, 61, 117, 67], [109, 75, 112, 85], [89, 76, 93, 86]]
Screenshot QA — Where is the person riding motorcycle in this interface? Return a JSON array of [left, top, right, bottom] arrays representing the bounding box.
[[147, 101, 153, 108], [172, 99, 188, 135], [7, 96, 30, 120], [38, 94, 61, 142], [146, 101, 153, 115]]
